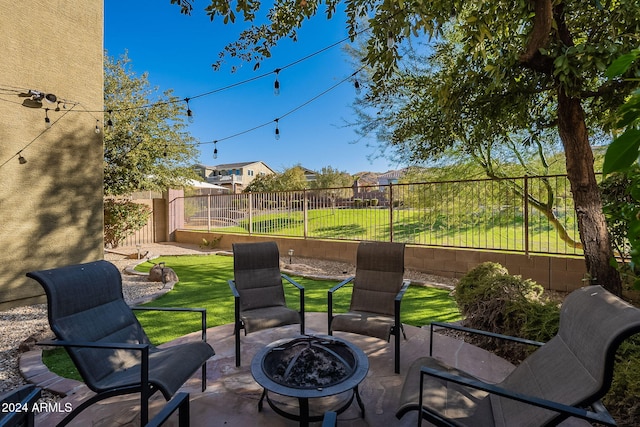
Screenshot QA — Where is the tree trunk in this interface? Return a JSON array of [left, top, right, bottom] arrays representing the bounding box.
[[556, 90, 622, 295]]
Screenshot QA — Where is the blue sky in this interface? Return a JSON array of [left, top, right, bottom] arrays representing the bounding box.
[[104, 1, 404, 174]]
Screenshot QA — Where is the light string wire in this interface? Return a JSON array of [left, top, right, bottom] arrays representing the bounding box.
[[205, 65, 366, 145], [0, 103, 77, 169]]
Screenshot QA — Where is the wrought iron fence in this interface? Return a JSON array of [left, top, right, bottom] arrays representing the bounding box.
[[179, 175, 583, 256]]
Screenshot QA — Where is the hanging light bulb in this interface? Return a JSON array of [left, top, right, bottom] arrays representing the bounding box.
[[106, 110, 114, 131], [55, 101, 62, 112], [354, 79, 362, 95], [95, 119, 101, 134], [44, 109, 52, 129], [163, 144, 168, 157], [274, 69, 281, 96], [387, 31, 395, 49], [18, 153, 27, 164], [185, 98, 194, 123], [274, 119, 281, 140], [213, 141, 218, 159]]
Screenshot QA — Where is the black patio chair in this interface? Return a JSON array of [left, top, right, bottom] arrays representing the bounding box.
[[0, 385, 41, 427], [396, 285, 640, 426], [27, 260, 215, 426], [228, 241, 305, 367], [328, 241, 410, 374]]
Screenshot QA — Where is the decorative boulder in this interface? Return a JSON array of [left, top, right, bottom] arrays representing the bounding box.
[[148, 264, 179, 284]]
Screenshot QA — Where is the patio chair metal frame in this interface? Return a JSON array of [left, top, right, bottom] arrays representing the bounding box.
[[328, 241, 409, 374], [228, 241, 305, 367], [0, 384, 41, 427], [27, 260, 215, 426], [396, 285, 640, 426]]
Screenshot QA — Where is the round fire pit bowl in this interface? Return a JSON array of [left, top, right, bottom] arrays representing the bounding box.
[[251, 334, 369, 426]]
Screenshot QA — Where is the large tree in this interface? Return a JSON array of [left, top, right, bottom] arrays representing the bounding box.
[[104, 52, 199, 196], [173, 0, 640, 295]]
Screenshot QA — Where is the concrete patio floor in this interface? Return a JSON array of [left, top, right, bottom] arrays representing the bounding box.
[[32, 312, 516, 426]]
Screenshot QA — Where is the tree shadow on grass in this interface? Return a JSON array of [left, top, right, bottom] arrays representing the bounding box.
[[311, 224, 367, 239]]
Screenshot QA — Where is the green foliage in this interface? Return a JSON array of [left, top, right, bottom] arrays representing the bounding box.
[[103, 199, 151, 248], [603, 48, 640, 283], [454, 262, 560, 361], [104, 51, 199, 196], [605, 335, 640, 425]]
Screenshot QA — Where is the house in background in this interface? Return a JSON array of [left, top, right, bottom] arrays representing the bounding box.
[[194, 161, 275, 193], [299, 166, 318, 183], [377, 168, 408, 189]]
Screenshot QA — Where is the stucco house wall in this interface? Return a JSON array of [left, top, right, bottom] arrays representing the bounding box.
[[0, 1, 104, 309]]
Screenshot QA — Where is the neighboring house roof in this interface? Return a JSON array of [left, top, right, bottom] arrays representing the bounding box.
[[185, 179, 228, 191], [378, 168, 408, 180], [195, 161, 276, 174]]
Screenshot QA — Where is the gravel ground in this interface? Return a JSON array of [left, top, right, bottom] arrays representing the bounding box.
[[0, 244, 457, 398]]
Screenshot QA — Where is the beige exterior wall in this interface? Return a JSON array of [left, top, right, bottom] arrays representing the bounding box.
[[0, 1, 104, 309], [175, 231, 589, 292]]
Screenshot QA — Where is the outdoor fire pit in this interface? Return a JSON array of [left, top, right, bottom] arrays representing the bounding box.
[[251, 335, 369, 426]]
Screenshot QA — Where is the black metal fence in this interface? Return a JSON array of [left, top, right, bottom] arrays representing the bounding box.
[[179, 175, 583, 256]]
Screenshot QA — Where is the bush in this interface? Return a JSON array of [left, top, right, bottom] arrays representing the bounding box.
[[104, 199, 151, 248], [454, 262, 560, 361]]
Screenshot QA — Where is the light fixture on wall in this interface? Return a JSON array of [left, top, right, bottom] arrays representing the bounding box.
[[18, 90, 58, 108]]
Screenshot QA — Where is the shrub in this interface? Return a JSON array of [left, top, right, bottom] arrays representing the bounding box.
[[454, 262, 560, 361], [104, 199, 151, 248]]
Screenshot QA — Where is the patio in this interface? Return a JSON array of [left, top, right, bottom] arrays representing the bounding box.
[[31, 312, 516, 426]]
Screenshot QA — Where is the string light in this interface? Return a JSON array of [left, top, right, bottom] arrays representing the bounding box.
[[213, 140, 218, 159], [274, 69, 281, 96], [106, 110, 114, 131], [185, 98, 194, 123], [44, 108, 51, 129], [274, 119, 280, 140], [94, 119, 101, 134], [387, 31, 395, 49], [18, 152, 27, 164], [354, 78, 362, 95]]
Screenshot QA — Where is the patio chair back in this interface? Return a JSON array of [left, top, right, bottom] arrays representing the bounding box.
[[492, 285, 640, 426], [31, 260, 150, 387], [233, 241, 287, 312], [350, 241, 405, 316]]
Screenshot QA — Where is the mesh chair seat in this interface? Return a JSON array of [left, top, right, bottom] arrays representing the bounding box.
[[328, 241, 409, 373], [229, 241, 305, 366], [396, 285, 640, 426], [27, 260, 214, 426]]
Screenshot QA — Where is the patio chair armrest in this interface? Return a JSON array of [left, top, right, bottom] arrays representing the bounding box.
[[429, 321, 544, 357], [37, 338, 149, 351], [132, 306, 208, 343], [395, 280, 411, 302], [145, 392, 190, 427], [0, 384, 41, 427], [329, 276, 354, 294], [281, 273, 304, 291], [228, 280, 240, 298], [419, 366, 618, 427]]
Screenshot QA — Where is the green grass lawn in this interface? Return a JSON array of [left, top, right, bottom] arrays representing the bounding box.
[[43, 254, 461, 380], [201, 207, 582, 255]]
